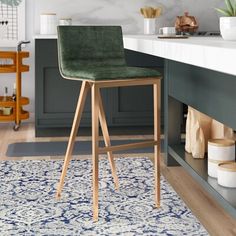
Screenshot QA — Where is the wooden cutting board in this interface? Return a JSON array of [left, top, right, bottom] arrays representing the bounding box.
[[158, 35, 189, 39]]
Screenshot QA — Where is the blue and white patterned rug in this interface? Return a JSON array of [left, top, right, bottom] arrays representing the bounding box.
[[0, 157, 208, 235]]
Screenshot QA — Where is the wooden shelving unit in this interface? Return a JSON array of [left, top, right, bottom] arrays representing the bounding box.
[[169, 143, 236, 218], [0, 51, 30, 130]]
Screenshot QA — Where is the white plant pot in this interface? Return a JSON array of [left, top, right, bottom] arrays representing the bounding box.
[[220, 17, 236, 41]]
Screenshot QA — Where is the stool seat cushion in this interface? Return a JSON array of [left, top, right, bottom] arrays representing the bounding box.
[[57, 26, 161, 81], [61, 65, 161, 81]]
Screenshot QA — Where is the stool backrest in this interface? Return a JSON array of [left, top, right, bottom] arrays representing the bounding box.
[[57, 26, 126, 74]]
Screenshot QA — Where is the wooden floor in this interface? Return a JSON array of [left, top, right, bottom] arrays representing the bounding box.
[[1, 122, 236, 235]]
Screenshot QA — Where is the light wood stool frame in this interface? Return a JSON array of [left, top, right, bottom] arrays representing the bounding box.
[[56, 77, 161, 221]]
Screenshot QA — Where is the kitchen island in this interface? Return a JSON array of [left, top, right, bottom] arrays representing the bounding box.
[[124, 35, 236, 219], [34, 35, 164, 136]]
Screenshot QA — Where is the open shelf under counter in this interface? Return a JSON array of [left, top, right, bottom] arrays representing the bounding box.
[[169, 144, 236, 218]]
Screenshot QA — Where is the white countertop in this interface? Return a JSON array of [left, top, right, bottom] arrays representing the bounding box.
[[35, 34, 57, 39], [35, 34, 236, 76], [123, 35, 236, 76]]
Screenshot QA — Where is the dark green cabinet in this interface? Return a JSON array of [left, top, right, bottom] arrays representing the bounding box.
[[35, 39, 164, 136]]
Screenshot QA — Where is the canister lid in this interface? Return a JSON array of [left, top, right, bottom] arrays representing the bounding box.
[[218, 163, 236, 172], [208, 139, 235, 147], [40, 13, 57, 15], [208, 159, 234, 164]]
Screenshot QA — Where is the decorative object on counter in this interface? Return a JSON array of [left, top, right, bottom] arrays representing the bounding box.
[[215, 0, 236, 40], [218, 163, 236, 188], [159, 27, 176, 36], [157, 35, 188, 39], [140, 6, 162, 34], [175, 12, 198, 34], [208, 139, 235, 161], [59, 18, 72, 26], [40, 13, 57, 35], [185, 106, 234, 158]]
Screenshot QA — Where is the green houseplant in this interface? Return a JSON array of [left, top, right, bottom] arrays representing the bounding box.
[[0, 0, 22, 7], [215, 0, 236, 40], [215, 0, 236, 16]]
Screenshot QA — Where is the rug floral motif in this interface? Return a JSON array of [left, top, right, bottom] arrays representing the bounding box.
[[0, 158, 208, 235]]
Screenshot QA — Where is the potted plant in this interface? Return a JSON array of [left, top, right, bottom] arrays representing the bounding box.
[[0, 0, 22, 7], [216, 0, 236, 40]]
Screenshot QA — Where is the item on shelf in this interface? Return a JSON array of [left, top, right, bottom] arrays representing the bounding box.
[[211, 119, 234, 139], [185, 106, 235, 158], [40, 13, 57, 35], [208, 159, 233, 178], [140, 6, 162, 34], [3, 86, 8, 101], [2, 107, 12, 116], [218, 163, 236, 188], [175, 12, 198, 34], [208, 139, 235, 161], [12, 82, 16, 101], [191, 113, 205, 158], [185, 107, 211, 157]]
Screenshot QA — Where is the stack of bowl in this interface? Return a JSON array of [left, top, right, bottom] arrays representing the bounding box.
[[208, 139, 236, 188]]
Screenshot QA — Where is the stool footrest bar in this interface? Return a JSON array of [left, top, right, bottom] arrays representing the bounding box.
[[98, 140, 158, 154]]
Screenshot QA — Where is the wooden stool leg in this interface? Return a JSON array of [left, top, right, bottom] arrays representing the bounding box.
[[56, 81, 90, 198], [92, 84, 100, 221], [153, 80, 161, 208], [97, 90, 119, 190]]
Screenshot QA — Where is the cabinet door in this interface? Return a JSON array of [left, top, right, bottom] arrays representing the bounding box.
[[35, 41, 164, 135], [35, 39, 92, 130]]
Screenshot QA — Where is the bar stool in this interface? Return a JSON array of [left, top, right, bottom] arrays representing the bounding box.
[[56, 26, 162, 221]]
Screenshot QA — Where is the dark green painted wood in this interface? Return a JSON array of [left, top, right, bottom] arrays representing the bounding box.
[[112, 49, 164, 126], [168, 60, 236, 130], [35, 39, 92, 137], [35, 40, 164, 136], [169, 144, 236, 219], [164, 60, 181, 166], [165, 59, 236, 219]]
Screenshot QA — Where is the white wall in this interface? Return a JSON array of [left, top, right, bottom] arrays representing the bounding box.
[[0, 0, 224, 119]]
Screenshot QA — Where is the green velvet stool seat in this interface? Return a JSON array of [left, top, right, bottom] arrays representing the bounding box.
[[56, 26, 162, 221]]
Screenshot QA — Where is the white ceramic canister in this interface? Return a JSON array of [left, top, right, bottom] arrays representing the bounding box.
[[208, 139, 235, 161], [218, 162, 236, 188], [59, 18, 72, 26], [40, 13, 57, 35], [208, 159, 234, 178], [144, 18, 156, 35]]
